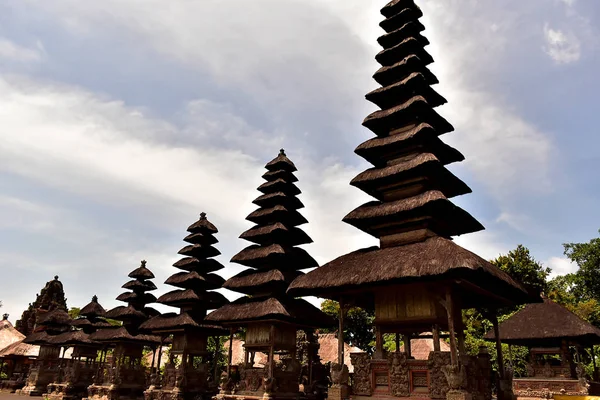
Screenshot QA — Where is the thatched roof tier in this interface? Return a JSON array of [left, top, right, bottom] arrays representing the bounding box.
[[206, 297, 333, 328], [363, 95, 454, 136], [178, 244, 221, 259], [49, 330, 97, 346], [128, 262, 155, 279], [23, 331, 51, 345], [380, 6, 423, 33], [374, 55, 437, 87], [164, 271, 225, 290], [105, 305, 147, 321], [183, 232, 219, 246], [253, 192, 304, 210], [187, 213, 218, 234], [139, 313, 226, 334], [239, 222, 313, 246], [366, 72, 446, 110], [381, 0, 418, 19], [350, 153, 471, 200], [262, 169, 298, 183], [223, 269, 304, 296], [288, 236, 529, 307], [122, 279, 157, 292], [265, 149, 298, 172], [80, 296, 106, 318], [36, 309, 72, 327], [483, 298, 600, 347], [377, 21, 426, 49], [172, 257, 224, 273], [231, 244, 318, 270], [1, 317, 26, 353], [355, 123, 464, 167], [257, 179, 301, 196], [376, 37, 433, 67], [116, 291, 157, 304], [246, 205, 308, 226], [343, 190, 483, 238], [89, 326, 160, 345], [157, 289, 229, 310]]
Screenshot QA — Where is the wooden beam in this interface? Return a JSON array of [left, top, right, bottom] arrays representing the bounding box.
[[432, 325, 441, 352], [375, 326, 384, 359], [268, 324, 275, 378], [491, 312, 505, 379], [445, 288, 458, 366], [227, 328, 234, 378], [403, 335, 412, 358], [395, 333, 400, 353], [338, 298, 345, 366]]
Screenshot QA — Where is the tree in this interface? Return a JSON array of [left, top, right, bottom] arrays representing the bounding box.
[[320, 300, 375, 354], [68, 307, 81, 319], [564, 230, 600, 302], [491, 245, 551, 295]]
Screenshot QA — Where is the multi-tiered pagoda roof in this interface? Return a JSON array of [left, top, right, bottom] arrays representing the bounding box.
[[140, 213, 229, 333], [207, 150, 331, 327], [289, 0, 530, 308]]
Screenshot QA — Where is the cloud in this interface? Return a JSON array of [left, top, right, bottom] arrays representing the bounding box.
[[546, 256, 578, 277], [0, 38, 44, 63], [543, 23, 581, 64]]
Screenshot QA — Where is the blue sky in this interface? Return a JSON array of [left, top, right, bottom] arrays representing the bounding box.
[[0, 0, 598, 322]]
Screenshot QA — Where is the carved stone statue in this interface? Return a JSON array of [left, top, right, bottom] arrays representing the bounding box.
[[350, 353, 371, 396], [387, 352, 409, 397]]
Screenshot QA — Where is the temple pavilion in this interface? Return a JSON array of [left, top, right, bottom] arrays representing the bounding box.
[[19, 277, 73, 397], [207, 150, 332, 400], [141, 212, 230, 400], [288, 1, 537, 400], [484, 297, 600, 397], [85, 262, 161, 400], [46, 296, 111, 400]]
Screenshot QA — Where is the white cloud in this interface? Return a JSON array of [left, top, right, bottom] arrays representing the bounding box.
[[546, 256, 578, 277], [543, 23, 581, 64], [0, 38, 43, 63]]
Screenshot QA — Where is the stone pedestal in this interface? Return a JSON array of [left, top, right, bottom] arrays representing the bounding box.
[[447, 390, 472, 400], [327, 385, 349, 400]]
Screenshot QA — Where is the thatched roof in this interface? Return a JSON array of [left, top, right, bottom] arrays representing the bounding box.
[[381, 0, 418, 19], [1, 317, 26, 353], [288, 236, 530, 307], [366, 72, 443, 110], [380, 5, 423, 33], [262, 170, 298, 183], [80, 296, 106, 318], [343, 190, 484, 238], [187, 212, 218, 234], [49, 330, 97, 346], [23, 331, 52, 345], [128, 261, 155, 279], [231, 244, 318, 270], [164, 271, 225, 290], [258, 179, 301, 196], [0, 340, 39, 358], [376, 37, 433, 69], [377, 20, 427, 49], [483, 298, 600, 346], [178, 244, 221, 259], [37, 309, 72, 327], [206, 296, 334, 328], [265, 149, 297, 172], [139, 313, 225, 334], [354, 122, 464, 167], [183, 232, 219, 246], [399, 333, 451, 359], [116, 292, 157, 304], [173, 257, 224, 273], [122, 279, 157, 292], [105, 305, 147, 321], [317, 333, 362, 372], [224, 269, 304, 295], [374, 55, 437, 87]]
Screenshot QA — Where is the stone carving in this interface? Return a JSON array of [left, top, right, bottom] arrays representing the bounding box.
[[330, 363, 349, 386], [442, 365, 466, 391], [387, 352, 409, 397], [428, 352, 451, 400], [542, 362, 554, 378], [350, 353, 371, 396], [525, 363, 535, 377]]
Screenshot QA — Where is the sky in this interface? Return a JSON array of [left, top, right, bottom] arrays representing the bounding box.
[[0, 0, 599, 323]]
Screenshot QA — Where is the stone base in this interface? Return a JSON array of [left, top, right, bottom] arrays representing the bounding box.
[[46, 383, 88, 400], [214, 392, 303, 400], [145, 387, 217, 400], [328, 385, 349, 400], [17, 385, 47, 397], [446, 390, 472, 400]]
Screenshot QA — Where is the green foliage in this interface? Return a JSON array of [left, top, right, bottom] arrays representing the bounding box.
[[320, 299, 375, 354], [68, 307, 81, 319], [491, 245, 551, 295], [564, 231, 600, 302]]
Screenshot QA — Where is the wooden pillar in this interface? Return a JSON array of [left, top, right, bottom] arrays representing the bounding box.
[[375, 327, 384, 359], [591, 346, 598, 381], [445, 289, 458, 366], [307, 330, 315, 386], [150, 346, 157, 372], [214, 337, 220, 384], [395, 333, 400, 353], [227, 328, 234, 378], [338, 298, 345, 366], [268, 325, 275, 378], [156, 343, 163, 374], [432, 325, 441, 352], [403, 335, 412, 358], [490, 312, 505, 379]]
